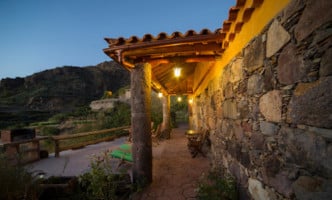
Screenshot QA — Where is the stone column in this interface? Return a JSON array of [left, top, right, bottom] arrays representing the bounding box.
[[188, 100, 193, 129], [131, 62, 152, 185], [161, 95, 171, 139]]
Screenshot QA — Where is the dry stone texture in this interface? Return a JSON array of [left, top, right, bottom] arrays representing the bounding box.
[[277, 43, 305, 85], [244, 36, 265, 72], [287, 77, 332, 128], [294, 0, 332, 41], [259, 90, 282, 122], [230, 58, 243, 83], [266, 20, 290, 57]]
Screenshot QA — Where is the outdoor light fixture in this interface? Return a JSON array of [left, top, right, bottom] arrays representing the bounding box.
[[177, 97, 182, 102], [174, 67, 181, 77], [158, 92, 163, 98]]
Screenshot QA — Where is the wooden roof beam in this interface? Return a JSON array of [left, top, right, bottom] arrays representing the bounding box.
[[122, 43, 223, 57]]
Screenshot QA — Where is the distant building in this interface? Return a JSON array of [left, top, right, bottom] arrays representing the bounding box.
[[90, 89, 130, 111]]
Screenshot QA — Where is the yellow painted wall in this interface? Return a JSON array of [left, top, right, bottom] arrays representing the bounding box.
[[194, 0, 290, 96]]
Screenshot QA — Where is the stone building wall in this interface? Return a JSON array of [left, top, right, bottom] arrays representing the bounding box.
[[90, 99, 116, 111], [191, 0, 332, 199], [90, 89, 131, 111]]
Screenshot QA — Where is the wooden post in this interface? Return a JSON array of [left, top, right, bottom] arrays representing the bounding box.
[[54, 140, 60, 157], [131, 62, 152, 185], [161, 95, 171, 139]]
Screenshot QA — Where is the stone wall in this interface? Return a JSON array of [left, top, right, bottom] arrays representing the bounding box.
[[191, 0, 332, 199]]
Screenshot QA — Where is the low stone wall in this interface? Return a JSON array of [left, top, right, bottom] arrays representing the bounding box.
[[191, 0, 332, 199]]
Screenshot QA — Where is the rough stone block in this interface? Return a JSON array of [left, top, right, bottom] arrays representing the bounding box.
[[228, 140, 241, 160], [294, 0, 332, 41], [248, 178, 270, 200], [247, 74, 265, 95], [234, 122, 244, 141], [260, 121, 279, 136], [220, 66, 231, 88], [292, 176, 332, 200], [244, 36, 265, 72], [223, 99, 238, 119], [251, 132, 265, 150], [320, 47, 332, 77], [287, 77, 332, 128], [208, 117, 216, 130], [279, 126, 331, 177], [230, 58, 243, 83], [267, 171, 294, 198], [224, 83, 234, 98], [277, 43, 306, 85], [280, 0, 305, 25], [263, 60, 277, 91], [266, 20, 290, 57], [242, 121, 253, 133], [238, 99, 249, 118], [239, 150, 250, 168], [259, 90, 282, 122], [262, 156, 281, 178]]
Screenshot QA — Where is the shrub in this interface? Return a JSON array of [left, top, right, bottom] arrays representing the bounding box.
[[0, 153, 41, 200], [197, 169, 238, 200], [79, 151, 132, 199], [48, 113, 69, 123], [100, 102, 131, 129], [40, 126, 60, 136]]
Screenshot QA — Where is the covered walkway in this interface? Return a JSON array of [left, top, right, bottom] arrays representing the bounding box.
[[27, 123, 210, 199]]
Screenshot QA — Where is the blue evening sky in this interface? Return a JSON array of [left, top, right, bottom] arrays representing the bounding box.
[[0, 0, 235, 79]]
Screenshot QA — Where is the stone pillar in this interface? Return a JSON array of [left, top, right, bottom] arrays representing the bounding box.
[[161, 95, 171, 139], [188, 100, 193, 129], [131, 62, 152, 185]]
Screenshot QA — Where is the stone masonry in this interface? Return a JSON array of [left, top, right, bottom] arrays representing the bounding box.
[[191, 0, 332, 199]]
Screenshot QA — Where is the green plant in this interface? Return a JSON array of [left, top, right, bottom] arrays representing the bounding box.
[[48, 112, 69, 123], [40, 126, 60, 136], [100, 102, 131, 129], [197, 170, 238, 200], [0, 153, 41, 200], [79, 150, 131, 199], [112, 85, 130, 98]]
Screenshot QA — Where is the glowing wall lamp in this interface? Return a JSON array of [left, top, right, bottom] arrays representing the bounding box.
[[177, 96, 182, 102], [188, 98, 193, 104], [174, 67, 181, 77], [158, 92, 163, 98]]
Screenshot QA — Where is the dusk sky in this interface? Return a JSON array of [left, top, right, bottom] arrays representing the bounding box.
[[0, 0, 235, 79]]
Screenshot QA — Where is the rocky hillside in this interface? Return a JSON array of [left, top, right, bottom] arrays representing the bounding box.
[[0, 61, 130, 128]]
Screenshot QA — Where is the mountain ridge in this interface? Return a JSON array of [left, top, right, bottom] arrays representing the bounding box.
[[0, 61, 130, 128]]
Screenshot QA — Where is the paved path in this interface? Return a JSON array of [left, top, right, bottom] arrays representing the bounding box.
[[133, 123, 211, 200], [27, 137, 128, 177]]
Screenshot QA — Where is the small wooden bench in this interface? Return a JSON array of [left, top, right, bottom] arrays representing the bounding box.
[[187, 130, 209, 158]]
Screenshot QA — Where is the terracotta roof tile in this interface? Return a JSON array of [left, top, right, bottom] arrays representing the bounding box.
[[105, 0, 264, 51], [103, 0, 265, 95], [105, 28, 222, 48]]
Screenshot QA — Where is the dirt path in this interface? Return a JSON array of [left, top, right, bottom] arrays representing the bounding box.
[[133, 123, 211, 200]]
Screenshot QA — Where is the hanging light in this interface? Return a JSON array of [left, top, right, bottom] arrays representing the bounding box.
[[158, 92, 163, 98], [174, 67, 181, 77], [177, 96, 182, 102]]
